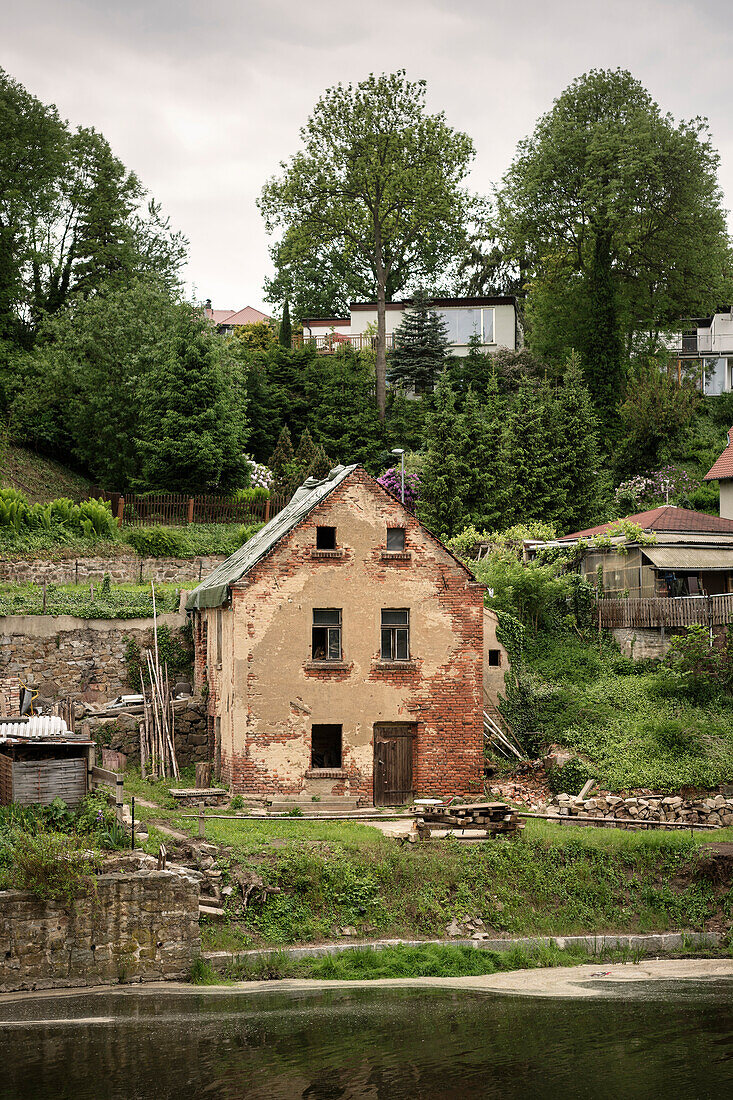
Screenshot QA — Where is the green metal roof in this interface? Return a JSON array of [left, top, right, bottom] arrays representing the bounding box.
[[185, 464, 358, 610]]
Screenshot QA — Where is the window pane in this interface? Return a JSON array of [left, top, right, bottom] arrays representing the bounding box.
[[455, 308, 481, 345], [437, 310, 457, 342], [328, 628, 341, 660], [382, 609, 408, 626], [395, 629, 409, 660], [387, 527, 405, 551], [312, 627, 327, 659], [482, 308, 494, 343], [381, 627, 392, 660], [314, 608, 340, 625]]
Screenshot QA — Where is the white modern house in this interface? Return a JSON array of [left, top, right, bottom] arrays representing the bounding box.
[[668, 311, 733, 395], [298, 296, 522, 357]]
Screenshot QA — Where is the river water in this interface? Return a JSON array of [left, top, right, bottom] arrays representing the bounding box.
[[0, 980, 731, 1099]]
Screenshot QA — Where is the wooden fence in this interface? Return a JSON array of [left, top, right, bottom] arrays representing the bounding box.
[[94, 492, 288, 527], [598, 593, 733, 630]]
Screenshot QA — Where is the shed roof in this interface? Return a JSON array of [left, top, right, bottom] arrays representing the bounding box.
[[643, 546, 733, 571], [185, 465, 358, 609], [704, 427, 733, 481]]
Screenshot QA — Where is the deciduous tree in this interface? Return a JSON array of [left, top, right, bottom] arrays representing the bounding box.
[[259, 71, 475, 419]]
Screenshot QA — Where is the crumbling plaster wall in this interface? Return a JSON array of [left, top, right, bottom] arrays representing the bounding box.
[[199, 470, 484, 801]]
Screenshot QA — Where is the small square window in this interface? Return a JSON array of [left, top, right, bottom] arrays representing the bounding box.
[[311, 724, 342, 768], [312, 608, 342, 660], [381, 609, 409, 660], [386, 527, 405, 551], [316, 526, 336, 549], [488, 649, 501, 667]]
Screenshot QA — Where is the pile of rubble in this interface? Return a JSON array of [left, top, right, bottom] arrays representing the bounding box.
[[102, 841, 279, 921], [540, 791, 733, 828]]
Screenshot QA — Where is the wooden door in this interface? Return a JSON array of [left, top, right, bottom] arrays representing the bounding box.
[[373, 723, 415, 805]]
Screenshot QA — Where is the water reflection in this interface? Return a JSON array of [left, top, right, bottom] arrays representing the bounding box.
[[0, 983, 730, 1100]]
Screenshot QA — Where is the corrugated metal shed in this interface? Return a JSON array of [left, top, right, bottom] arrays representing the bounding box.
[[643, 546, 733, 571], [185, 464, 358, 610]]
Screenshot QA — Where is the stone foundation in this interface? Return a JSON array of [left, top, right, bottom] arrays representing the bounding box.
[[0, 871, 200, 992], [0, 613, 188, 701]]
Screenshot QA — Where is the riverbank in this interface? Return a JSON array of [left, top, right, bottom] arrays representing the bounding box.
[[123, 772, 733, 954], [2, 957, 730, 1003]]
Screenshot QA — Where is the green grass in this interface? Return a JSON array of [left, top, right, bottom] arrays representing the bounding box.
[[0, 522, 262, 559], [522, 631, 733, 789], [196, 818, 731, 950], [192, 936, 732, 984], [0, 580, 181, 618]]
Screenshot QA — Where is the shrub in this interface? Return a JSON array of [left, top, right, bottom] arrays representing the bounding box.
[[124, 525, 193, 557], [2, 831, 101, 905], [230, 795, 245, 811], [547, 757, 597, 796]]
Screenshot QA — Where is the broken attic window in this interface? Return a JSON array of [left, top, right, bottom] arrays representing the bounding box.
[[311, 724, 342, 769], [380, 608, 409, 661], [316, 526, 337, 549], [312, 608, 342, 660], [386, 527, 405, 551]]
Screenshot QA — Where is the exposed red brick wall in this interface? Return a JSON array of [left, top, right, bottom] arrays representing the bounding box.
[[194, 468, 484, 801]]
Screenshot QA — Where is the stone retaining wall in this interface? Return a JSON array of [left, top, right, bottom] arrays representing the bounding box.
[[544, 791, 733, 827], [0, 871, 200, 992], [81, 699, 210, 767], [0, 613, 187, 701], [0, 554, 226, 586]]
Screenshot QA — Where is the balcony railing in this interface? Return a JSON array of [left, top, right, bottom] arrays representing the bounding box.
[[598, 593, 733, 630], [292, 333, 396, 353], [670, 333, 714, 356]]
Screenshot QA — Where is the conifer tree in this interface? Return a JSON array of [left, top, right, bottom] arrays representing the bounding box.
[[460, 380, 509, 530], [279, 298, 292, 348], [418, 373, 467, 538], [553, 350, 606, 531], [295, 428, 319, 478], [388, 288, 449, 394], [268, 426, 295, 484], [306, 348, 385, 469], [505, 380, 563, 526], [135, 309, 248, 492]]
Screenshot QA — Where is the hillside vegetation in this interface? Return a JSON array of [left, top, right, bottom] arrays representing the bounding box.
[[2, 445, 92, 503]]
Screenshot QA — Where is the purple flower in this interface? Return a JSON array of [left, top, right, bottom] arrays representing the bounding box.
[[377, 467, 420, 510]]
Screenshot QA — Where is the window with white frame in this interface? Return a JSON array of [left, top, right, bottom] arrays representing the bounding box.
[[438, 307, 494, 346]]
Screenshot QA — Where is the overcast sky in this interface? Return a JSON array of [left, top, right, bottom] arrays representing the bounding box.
[[4, 0, 733, 314]]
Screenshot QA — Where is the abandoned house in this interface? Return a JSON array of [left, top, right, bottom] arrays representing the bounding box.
[[186, 465, 496, 804]]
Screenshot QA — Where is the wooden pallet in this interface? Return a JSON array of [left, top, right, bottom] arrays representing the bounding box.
[[414, 801, 522, 839]]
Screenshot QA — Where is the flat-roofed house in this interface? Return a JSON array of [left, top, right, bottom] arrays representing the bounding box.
[[299, 295, 521, 359]]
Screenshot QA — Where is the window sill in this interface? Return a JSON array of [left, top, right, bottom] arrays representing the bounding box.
[[380, 551, 411, 561], [304, 660, 350, 671], [311, 549, 345, 560], [305, 768, 349, 779], [372, 659, 417, 671]]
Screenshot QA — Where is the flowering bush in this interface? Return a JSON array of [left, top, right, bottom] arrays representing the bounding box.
[[615, 466, 701, 512], [377, 466, 420, 510], [245, 456, 273, 490]]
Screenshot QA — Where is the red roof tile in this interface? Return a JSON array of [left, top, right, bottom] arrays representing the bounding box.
[[559, 505, 733, 540], [704, 427, 733, 481], [204, 305, 272, 327]]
